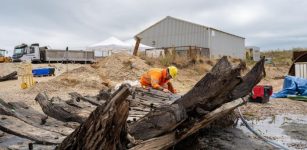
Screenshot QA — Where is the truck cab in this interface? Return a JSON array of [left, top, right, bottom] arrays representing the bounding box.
[[12, 43, 41, 62], [0, 49, 6, 57], [0, 49, 12, 63]]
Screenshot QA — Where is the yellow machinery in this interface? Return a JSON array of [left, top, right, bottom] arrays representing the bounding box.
[[0, 49, 12, 63], [19, 62, 35, 89]]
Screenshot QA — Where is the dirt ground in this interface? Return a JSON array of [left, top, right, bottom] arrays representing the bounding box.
[[1, 54, 307, 149]]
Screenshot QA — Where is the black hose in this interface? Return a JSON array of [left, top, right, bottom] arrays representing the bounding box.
[[237, 107, 289, 150]]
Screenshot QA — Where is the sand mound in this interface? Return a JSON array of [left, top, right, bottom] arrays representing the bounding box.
[[94, 53, 150, 84], [28, 66, 106, 93], [55, 66, 103, 88], [27, 53, 150, 93]]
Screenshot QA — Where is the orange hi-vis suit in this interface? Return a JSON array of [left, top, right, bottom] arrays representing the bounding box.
[[140, 68, 175, 93]]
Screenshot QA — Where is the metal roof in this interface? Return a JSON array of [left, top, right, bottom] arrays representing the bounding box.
[[135, 16, 245, 39]]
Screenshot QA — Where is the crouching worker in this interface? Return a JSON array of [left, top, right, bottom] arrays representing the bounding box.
[[140, 66, 178, 93]]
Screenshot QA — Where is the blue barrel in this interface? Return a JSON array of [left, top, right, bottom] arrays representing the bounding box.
[[32, 67, 55, 76]]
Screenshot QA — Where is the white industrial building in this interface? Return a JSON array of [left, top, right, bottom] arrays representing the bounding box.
[[134, 16, 245, 58]]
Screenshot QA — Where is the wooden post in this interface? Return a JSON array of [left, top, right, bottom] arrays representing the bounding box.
[[133, 37, 141, 56], [189, 46, 192, 59]]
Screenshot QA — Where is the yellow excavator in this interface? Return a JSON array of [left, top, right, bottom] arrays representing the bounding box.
[[0, 49, 12, 63]]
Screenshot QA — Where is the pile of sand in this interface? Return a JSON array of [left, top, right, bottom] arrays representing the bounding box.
[[28, 53, 151, 93], [94, 53, 150, 85], [28, 66, 106, 93], [55, 66, 104, 88]]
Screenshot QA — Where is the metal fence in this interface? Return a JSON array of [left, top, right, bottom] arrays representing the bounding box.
[[145, 46, 210, 58]]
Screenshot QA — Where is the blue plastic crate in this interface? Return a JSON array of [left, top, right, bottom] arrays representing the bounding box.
[[32, 67, 55, 76]]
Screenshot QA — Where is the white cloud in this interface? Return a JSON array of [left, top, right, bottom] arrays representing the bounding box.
[[0, 0, 307, 51]]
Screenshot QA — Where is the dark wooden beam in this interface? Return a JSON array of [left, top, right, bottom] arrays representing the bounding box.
[[0, 71, 17, 82], [35, 93, 87, 123], [0, 115, 65, 144], [133, 37, 141, 56], [0, 99, 74, 135]]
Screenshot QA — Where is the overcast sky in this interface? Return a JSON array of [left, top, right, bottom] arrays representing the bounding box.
[[1, 0, 307, 53]]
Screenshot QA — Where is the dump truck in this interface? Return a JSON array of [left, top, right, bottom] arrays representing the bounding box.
[[0, 49, 12, 63], [12, 43, 95, 63]]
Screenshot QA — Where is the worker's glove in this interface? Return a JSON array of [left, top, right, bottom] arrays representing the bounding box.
[[163, 88, 170, 93]]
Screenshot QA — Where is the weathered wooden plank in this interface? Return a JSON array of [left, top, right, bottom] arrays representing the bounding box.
[[0, 98, 14, 116], [129, 110, 149, 116], [65, 98, 96, 112], [8, 143, 56, 150], [35, 93, 87, 123], [0, 132, 55, 150], [130, 106, 151, 112], [0, 130, 31, 150], [0, 115, 65, 144], [231, 57, 265, 99], [174, 56, 243, 112], [0, 71, 18, 82], [8, 102, 75, 135], [69, 92, 105, 106], [49, 96, 93, 118], [129, 104, 187, 141]]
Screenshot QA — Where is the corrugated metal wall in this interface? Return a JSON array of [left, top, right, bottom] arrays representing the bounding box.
[[209, 29, 245, 58], [295, 63, 307, 78], [136, 16, 245, 58], [46, 50, 94, 61], [137, 17, 208, 48]]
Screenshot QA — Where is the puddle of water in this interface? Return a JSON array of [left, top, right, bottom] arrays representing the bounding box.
[[237, 114, 307, 149]]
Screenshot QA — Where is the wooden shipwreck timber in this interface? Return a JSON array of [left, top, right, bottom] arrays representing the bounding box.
[[0, 71, 18, 82], [0, 56, 265, 150]]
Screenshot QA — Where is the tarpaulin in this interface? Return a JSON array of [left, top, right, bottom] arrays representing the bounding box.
[[271, 75, 307, 98]]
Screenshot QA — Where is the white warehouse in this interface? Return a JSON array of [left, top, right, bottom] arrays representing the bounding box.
[[133, 16, 245, 59]]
